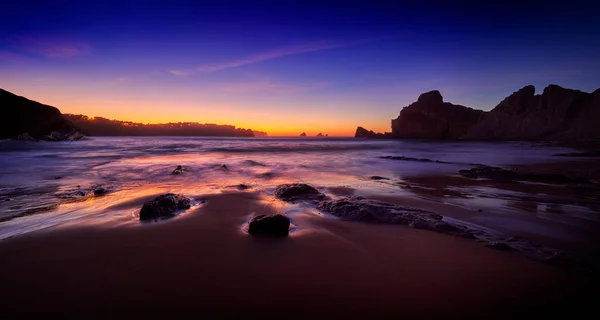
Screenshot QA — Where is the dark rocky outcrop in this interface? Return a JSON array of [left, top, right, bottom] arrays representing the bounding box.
[[354, 127, 391, 138], [316, 133, 324, 137], [317, 196, 472, 237], [248, 214, 290, 236], [139, 193, 191, 221], [459, 165, 591, 184], [464, 85, 600, 141], [274, 183, 326, 202], [299, 132, 307, 137], [1, 88, 84, 141], [391, 90, 486, 139], [315, 196, 569, 264]]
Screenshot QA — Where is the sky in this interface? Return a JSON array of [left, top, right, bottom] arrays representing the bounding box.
[[1, 0, 599, 136]]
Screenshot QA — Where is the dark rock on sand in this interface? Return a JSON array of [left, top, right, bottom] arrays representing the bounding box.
[[172, 165, 187, 174], [139, 193, 191, 221], [274, 183, 326, 202], [370, 176, 389, 180], [237, 184, 250, 190], [459, 165, 590, 184], [1, 88, 85, 141], [221, 164, 228, 170], [391, 90, 486, 139], [316, 196, 472, 237], [248, 214, 290, 236]]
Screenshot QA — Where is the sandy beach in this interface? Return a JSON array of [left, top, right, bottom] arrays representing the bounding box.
[[0, 189, 595, 318]]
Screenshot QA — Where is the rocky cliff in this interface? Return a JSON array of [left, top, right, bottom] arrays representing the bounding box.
[[355, 126, 390, 138], [0, 88, 84, 140], [465, 85, 600, 141], [391, 91, 486, 139]]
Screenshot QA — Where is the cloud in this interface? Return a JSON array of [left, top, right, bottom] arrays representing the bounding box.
[[170, 38, 379, 76], [217, 80, 330, 94], [12, 36, 92, 58]]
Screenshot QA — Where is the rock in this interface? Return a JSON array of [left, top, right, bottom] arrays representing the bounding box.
[[465, 85, 600, 141], [316, 133, 324, 137], [459, 165, 590, 184], [1, 88, 85, 141], [221, 164, 228, 170], [139, 193, 191, 221], [317, 196, 441, 223], [248, 214, 290, 236], [370, 176, 389, 180], [93, 188, 107, 196], [54, 176, 63, 180], [274, 183, 325, 202], [299, 132, 307, 137], [354, 126, 390, 138], [172, 165, 186, 174], [391, 90, 486, 139]]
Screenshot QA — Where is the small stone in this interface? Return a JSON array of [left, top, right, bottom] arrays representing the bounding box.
[[248, 214, 290, 236], [139, 193, 191, 221]]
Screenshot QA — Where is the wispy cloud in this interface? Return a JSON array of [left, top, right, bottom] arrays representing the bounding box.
[[170, 38, 379, 76], [217, 80, 330, 94], [12, 36, 92, 58]]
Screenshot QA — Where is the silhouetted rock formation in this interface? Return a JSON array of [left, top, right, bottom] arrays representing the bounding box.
[[0, 88, 84, 141], [248, 214, 290, 236], [391, 90, 486, 139], [316, 133, 324, 137], [64, 114, 257, 137], [139, 194, 191, 221], [299, 132, 307, 137], [354, 126, 390, 138], [464, 85, 600, 141]]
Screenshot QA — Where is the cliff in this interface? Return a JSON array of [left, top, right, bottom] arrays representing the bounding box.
[[391, 91, 486, 139], [355, 127, 390, 138], [465, 85, 600, 141], [0, 88, 83, 140]]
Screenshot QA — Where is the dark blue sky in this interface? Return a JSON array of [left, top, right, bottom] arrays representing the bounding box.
[[1, 0, 599, 134]]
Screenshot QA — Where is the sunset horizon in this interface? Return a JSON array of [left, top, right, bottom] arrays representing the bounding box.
[[1, 0, 599, 317]]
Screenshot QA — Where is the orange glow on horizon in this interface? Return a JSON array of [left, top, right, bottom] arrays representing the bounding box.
[[4, 84, 391, 137]]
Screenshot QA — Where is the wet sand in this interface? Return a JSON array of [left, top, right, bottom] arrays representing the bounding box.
[[0, 191, 594, 318]]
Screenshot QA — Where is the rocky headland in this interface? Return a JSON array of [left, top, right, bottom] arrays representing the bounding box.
[[356, 84, 600, 143]]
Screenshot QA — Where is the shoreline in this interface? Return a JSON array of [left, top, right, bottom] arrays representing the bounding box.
[[0, 189, 597, 317]]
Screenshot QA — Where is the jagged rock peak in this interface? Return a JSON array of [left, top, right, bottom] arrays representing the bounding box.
[[417, 90, 443, 104]]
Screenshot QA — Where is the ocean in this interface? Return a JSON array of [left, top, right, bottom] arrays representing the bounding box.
[[0, 136, 596, 252]]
